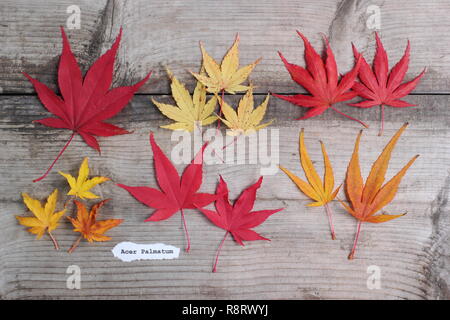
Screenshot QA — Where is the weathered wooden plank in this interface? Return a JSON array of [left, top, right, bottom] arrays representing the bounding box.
[[0, 0, 448, 94], [0, 94, 448, 299], [0, 0, 108, 93]]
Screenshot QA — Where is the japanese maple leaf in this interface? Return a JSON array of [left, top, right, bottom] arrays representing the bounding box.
[[152, 68, 218, 132], [196, 176, 283, 272], [68, 199, 123, 253], [350, 32, 426, 135], [218, 86, 273, 136], [59, 157, 109, 200], [190, 34, 261, 94], [117, 133, 216, 252], [273, 31, 365, 126], [190, 35, 261, 132], [24, 27, 151, 182], [340, 123, 419, 259], [279, 129, 340, 240], [16, 189, 66, 250]]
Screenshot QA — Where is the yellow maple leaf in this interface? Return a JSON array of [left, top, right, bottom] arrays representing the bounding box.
[[59, 157, 109, 200], [190, 34, 261, 94], [152, 69, 218, 131], [279, 129, 340, 239], [16, 189, 66, 249], [218, 87, 273, 136], [67, 199, 123, 253]]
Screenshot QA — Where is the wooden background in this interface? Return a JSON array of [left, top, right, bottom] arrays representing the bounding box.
[[0, 0, 449, 300]]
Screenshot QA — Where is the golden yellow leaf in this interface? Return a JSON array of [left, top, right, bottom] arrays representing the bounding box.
[[67, 199, 123, 253], [16, 189, 66, 249], [279, 129, 339, 239], [342, 123, 419, 259], [190, 35, 261, 94], [153, 69, 218, 132], [217, 87, 273, 136], [59, 157, 109, 200]]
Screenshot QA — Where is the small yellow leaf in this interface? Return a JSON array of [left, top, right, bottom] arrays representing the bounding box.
[[59, 157, 109, 200], [190, 36, 261, 94], [16, 189, 66, 244], [153, 69, 218, 132], [280, 130, 337, 206], [279, 131, 339, 240], [218, 88, 273, 135]]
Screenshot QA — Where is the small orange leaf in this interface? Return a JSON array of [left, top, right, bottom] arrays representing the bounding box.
[[67, 199, 123, 253], [342, 123, 419, 259]]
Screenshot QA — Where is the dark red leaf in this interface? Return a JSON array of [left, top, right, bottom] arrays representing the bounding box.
[[350, 32, 426, 135], [196, 176, 283, 272]]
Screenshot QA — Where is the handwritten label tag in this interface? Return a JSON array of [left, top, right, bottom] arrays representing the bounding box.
[[112, 242, 180, 262]]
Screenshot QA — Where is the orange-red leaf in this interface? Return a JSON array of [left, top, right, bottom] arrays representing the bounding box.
[[342, 123, 419, 259], [68, 199, 122, 252], [273, 31, 365, 126]]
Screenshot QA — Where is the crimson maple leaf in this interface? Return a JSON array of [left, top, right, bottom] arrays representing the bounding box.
[[117, 133, 216, 252], [350, 32, 426, 135], [24, 27, 151, 182], [273, 31, 365, 126], [197, 176, 283, 272]]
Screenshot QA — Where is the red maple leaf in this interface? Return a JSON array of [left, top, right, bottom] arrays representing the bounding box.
[[24, 27, 151, 182], [117, 133, 216, 252], [350, 32, 426, 135], [273, 31, 364, 126], [196, 176, 283, 272]]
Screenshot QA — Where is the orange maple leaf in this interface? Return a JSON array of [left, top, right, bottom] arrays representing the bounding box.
[[340, 123, 419, 259], [67, 199, 123, 253]]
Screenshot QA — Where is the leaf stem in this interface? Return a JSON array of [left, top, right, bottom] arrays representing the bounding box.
[[348, 221, 362, 260], [47, 230, 60, 250], [33, 132, 75, 183], [324, 203, 336, 240], [378, 104, 384, 136], [180, 209, 191, 252], [212, 231, 229, 273], [209, 89, 226, 162], [222, 135, 239, 151], [216, 89, 225, 131], [330, 106, 368, 128], [68, 235, 82, 254]]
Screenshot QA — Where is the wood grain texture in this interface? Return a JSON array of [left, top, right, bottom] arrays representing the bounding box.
[[0, 0, 448, 94], [0, 94, 448, 299]]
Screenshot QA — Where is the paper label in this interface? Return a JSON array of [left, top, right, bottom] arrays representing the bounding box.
[[112, 242, 180, 262]]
